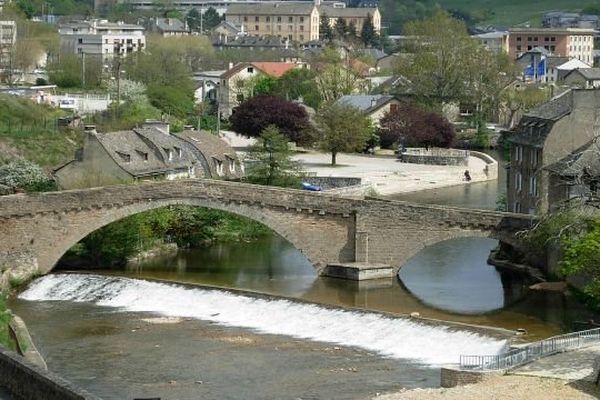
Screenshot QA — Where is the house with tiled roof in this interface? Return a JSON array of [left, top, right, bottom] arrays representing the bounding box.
[[506, 89, 600, 214], [218, 61, 309, 117], [146, 17, 189, 37], [563, 68, 600, 88], [335, 95, 402, 127], [54, 122, 242, 189]]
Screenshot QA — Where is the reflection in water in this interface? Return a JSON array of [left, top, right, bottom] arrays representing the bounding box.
[[399, 238, 504, 314]]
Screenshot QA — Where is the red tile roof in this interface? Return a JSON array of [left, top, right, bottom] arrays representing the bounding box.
[[251, 62, 299, 77]]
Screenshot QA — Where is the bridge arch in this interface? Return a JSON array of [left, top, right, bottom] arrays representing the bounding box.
[[35, 197, 355, 275]]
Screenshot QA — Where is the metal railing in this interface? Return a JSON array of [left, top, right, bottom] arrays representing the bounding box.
[[460, 328, 600, 371]]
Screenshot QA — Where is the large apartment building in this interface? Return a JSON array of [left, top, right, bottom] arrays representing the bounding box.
[[225, 0, 380, 43], [59, 19, 146, 58], [0, 20, 16, 51], [508, 28, 596, 64]]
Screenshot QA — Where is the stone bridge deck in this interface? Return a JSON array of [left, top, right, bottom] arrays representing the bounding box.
[[0, 179, 534, 287]]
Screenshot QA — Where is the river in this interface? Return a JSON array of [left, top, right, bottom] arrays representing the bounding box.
[[8, 151, 599, 399]]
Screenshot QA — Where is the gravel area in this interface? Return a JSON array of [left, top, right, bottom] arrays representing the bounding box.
[[372, 375, 599, 400]]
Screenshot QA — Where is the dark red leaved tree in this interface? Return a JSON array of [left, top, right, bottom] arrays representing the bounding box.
[[230, 95, 312, 145]]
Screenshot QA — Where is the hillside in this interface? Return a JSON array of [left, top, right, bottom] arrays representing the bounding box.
[[0, 94, 81, 167], [380, 0, 599, 33]]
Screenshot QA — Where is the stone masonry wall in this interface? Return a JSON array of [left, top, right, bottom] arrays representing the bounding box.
[[0, 180, 534, 286]]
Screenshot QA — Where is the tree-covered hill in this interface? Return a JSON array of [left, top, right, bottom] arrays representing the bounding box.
[[380, 0, 600, 34]]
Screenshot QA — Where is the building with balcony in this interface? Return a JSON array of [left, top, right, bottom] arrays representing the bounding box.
[[508, 28, 596, 64], [59, 19, 146, 58]]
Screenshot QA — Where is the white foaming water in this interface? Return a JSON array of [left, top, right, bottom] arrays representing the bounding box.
[[20, 274, 508, 364]]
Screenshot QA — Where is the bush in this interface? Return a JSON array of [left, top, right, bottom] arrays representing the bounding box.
[[0, 160, 56, 194]]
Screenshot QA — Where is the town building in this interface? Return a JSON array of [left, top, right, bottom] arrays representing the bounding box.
[[508, 28, 596, 64], [543, 11, 600, 30], [472, 31, 509, 54], [218, 61, 308, 117], [506, 89, 600, 214], [563, 68, 600, 88], [59, 19, 146, 58], [335, 94, 401, 127], [54, 122, 243, 189], [146, 17, 189, 36], [223, 0, 380, 43], [545, 137, 600, 209]]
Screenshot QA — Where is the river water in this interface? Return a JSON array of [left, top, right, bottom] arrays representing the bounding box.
[[8, 151, 599, 399]]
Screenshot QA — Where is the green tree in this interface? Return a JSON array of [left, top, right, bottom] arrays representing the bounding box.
[[252, 75, 279, 95], [275, 68, 321, 108], [561, 216, 600, 301], [397, 10, 506, 111], [320, 15, 334, 41], [186, 8, 202, 32], [315, 103, 372, 165], [202, 7, 222, 31], [360, 13, 379, 46], [245, 125, 304, 188], [334, 18, 348, 39]]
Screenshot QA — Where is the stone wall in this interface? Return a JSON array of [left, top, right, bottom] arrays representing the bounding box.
[[0, 347, 101, 400], [0, 180, 534, 286], [440, 367, 500, 388], [303, 177, 362, 190]]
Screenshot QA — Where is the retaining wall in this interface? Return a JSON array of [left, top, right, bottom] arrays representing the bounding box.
[[0, 347, 101, 400]]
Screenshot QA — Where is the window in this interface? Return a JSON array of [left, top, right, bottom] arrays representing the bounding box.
[[544, 36, 549, 41], [164, 148, 173, 161], [529, 176, 538, 196], [533, 36, 538, 41], [266, 16, 270, 22], [174, 146, 182, 158], [550, 45, 556, 51], [300, 25, 304, 31], [247, 67, 254, 73], [236, 93, 244, 102], [517, 45, 522, 52], [278, 25, 282, 31], [213, 158, 224, 176], [255, 25, 259, 31], [288, 25, 293, 31], [78, 38, 83, 44], [299, 34, 304, 41], [243, 16, 248, 22], [255, 16, 259, 22], [277, 16, 281, 22], [390, 103, 399, 113], [136, 150, 148, 161], [227, 156, 236, 173], [551, 36, 556, 42], [300, 17, 304, 22], [115, 151, 131, 163], [514, 145, 523, 162], [527, 36, 532, 41], [515, 172, 522, 192], [516, 36, 522, 42], [288, 16, 293, 22], [531, 149, 538, 166]]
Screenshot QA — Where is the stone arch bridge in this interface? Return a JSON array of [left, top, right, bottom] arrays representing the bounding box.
[[0, 179, 534, 286]]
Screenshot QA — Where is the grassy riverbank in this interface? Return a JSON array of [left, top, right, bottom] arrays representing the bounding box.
[[0, 293, 14, 350]]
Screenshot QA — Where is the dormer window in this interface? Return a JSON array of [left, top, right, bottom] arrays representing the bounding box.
[[213, 158, 224, 176], [115, 151, 131, 163], [163, 148, 173, 161], [136, 150, 148, 161], [226, 155, 236, 173], [174, 146, 182, 157]]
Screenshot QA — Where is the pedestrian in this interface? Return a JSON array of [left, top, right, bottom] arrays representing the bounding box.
[[464, 170, 471, 181]]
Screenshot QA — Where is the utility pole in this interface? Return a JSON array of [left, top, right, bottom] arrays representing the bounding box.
[[216, 82, 221, 136], [116, 60, 122, 119], [81, 52, 86, 87]]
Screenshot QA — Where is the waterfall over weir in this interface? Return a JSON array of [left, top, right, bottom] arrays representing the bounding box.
[[20, 273, 507, 365]]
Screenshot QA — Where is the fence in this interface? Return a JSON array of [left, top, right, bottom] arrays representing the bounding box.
[[460, 328, 600, 371]]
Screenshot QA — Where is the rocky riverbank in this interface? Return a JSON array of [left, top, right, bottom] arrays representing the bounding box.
[[374, 375, 598, 399]]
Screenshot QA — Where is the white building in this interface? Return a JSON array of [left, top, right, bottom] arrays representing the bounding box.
[[59, 19, 146, 58], [0, 20, 16, 51], [472, 31, 509, 54]]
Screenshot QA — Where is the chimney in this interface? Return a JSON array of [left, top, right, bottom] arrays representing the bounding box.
[[229, 61, 234, 69], [143, 120, 170, 135]]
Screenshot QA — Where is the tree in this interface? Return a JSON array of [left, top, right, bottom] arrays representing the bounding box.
[[186, 8, 202, 32], [275, 68, 321, 109], [334, 18, 348, 39], [320, 15, 334, 41], [230, 95, 312, 145], [252, 75, 279, 95], [396, 9, 510, 113], [314, 63, 363, 102], [0, 160, 55, 194], [202, 7, 222, 31], [360, 13, 379, 47], [315, 103, 372, 165], [378, 104, 455, 148], [500, 85, 552, 128], [244, 125, 304, 188]]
